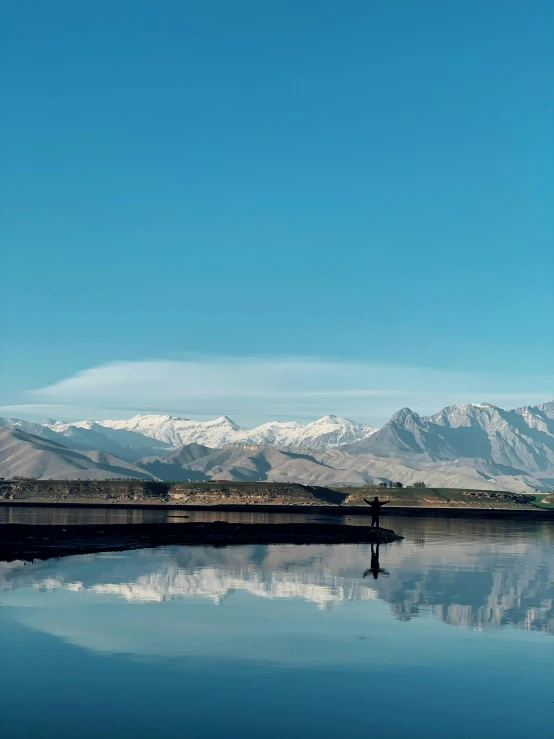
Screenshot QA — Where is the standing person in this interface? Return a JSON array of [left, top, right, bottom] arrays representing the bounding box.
[[364, 496, 389, 528]]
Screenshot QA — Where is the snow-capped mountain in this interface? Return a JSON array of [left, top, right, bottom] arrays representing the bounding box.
[[98, 414, 244, 448], [41, 418, 172, 460], [267, 415, 378, 449], [343, 401, 554, 477], [0, 417, 63, 443], [0, 427, 155, 480], [5, 413, 375, 462], [96, 413, 377, 450], [2, 400, 553, 489]]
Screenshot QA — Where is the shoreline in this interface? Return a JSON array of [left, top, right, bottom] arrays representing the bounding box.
[[1, 499, 553, 520], [0, 521, 402, 562]]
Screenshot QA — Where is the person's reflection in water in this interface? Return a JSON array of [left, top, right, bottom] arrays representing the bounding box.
[[363, 543, 389, 580]]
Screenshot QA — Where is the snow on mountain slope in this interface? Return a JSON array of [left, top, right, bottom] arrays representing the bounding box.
[[99, 414, 243, 447], [343, 402, 554, 478], [0, 417, 64, 443], [41, 418, 172, 461], [536, 400, 554, 419], [290, 415, 377, 448], [0, 428, 156, 480], [4, 413, 377, 461], [97, 413, 376, 450], [245, 420, 303, 445]]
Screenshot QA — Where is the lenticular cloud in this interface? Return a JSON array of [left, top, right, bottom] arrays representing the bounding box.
[[26, 355, 550, 424]]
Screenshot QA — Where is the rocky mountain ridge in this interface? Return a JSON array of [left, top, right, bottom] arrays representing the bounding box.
[[344, 401, 554, 473], [0, 428, 154, 481], [77, 413, 378, 450], [1, 400, 553, 491]]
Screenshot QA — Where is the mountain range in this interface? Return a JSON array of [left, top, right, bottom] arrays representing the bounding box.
[[0, 427, 152, 481], [1, 401, 553, 491], [44, 413, 378, 450]]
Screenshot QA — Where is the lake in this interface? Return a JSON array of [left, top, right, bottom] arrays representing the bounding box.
[[1, 514, 552, 738]]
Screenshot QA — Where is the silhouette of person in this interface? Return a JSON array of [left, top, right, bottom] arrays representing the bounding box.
[[364, 496, 389, 528], [363, 543, 389, 579]]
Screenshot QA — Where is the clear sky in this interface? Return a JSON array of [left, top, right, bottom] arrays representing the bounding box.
[[1, 0, 552, 426]]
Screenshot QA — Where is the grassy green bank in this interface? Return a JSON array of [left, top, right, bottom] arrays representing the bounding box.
[[340, 485, 554, 510]]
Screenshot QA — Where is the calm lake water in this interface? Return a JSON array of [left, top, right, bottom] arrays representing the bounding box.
[[1, 513, 552, 738]]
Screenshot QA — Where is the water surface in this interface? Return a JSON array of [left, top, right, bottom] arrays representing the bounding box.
[[1, 515, 552, 738]]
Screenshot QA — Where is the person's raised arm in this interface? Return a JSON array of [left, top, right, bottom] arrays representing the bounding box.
[[379, 500, 389, 507]]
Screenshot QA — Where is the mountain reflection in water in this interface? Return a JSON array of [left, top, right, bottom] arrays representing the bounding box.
[[1, 516, 552, 635]]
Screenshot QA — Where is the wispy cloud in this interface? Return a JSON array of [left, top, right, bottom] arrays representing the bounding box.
[[14, 355, 551, 426]]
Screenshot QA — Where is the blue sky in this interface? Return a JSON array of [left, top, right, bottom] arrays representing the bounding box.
[[1, 0, 552, 426]]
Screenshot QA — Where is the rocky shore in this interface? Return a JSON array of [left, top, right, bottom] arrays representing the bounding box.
[[0, 521, 403, 562]]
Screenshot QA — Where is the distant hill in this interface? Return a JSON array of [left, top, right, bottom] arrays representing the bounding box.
[[0, 428, 156, 481], [1, 416, 171, 462], [137, 442, 543, 493]]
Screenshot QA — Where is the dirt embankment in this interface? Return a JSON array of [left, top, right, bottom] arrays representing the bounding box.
[[1, 480, 550, 511], [0, 480, 346, 506], [0, 521, 402, 562], [342, 487, 545, 509]]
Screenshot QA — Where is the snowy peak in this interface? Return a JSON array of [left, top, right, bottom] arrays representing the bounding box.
[[210, 416, 241, 429], [31, 412, 377, 452], [98, 414, 245, 448], [246, 420, 302, 445], [38, 417, 173, 460], [312, 415, 353, 425], [1, 417, 63, 443], [0, 427, 156, 480], [250, 420, 303, 431], [288, 415, 377, 450], [344, 400, 554, 475], [390, 407, 419, 424], [430, 403, 503, 428], [537, 401, 554, 418], [515, 401, 554, 424]]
